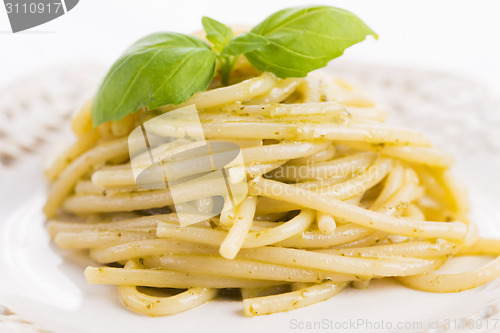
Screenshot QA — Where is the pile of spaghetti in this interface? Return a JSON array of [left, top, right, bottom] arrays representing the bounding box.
[[44, 61, 500, 316]]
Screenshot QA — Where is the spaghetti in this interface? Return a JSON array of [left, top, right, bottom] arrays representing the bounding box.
[[44, 59, 500, 317]]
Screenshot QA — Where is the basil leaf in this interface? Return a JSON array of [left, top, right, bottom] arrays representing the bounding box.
[[202, 16, 234, 53], [92, 32, 216, 126], [245, 5, 378, 78], [221, 32, 269, 57]]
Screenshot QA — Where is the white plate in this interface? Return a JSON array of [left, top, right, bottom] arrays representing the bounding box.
[[1, 62, 500, 333]]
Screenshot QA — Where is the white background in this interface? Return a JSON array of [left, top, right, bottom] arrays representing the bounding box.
[[1, 0, 500, 96]]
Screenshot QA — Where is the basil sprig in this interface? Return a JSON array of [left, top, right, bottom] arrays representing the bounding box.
[[92, 5, 377, 126], [202, 16, 270, 85], [92, 33, 216, 125], [245, 6, 378, 78]]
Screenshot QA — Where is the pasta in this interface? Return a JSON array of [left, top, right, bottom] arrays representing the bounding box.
[[43, 59, 499, 317]]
